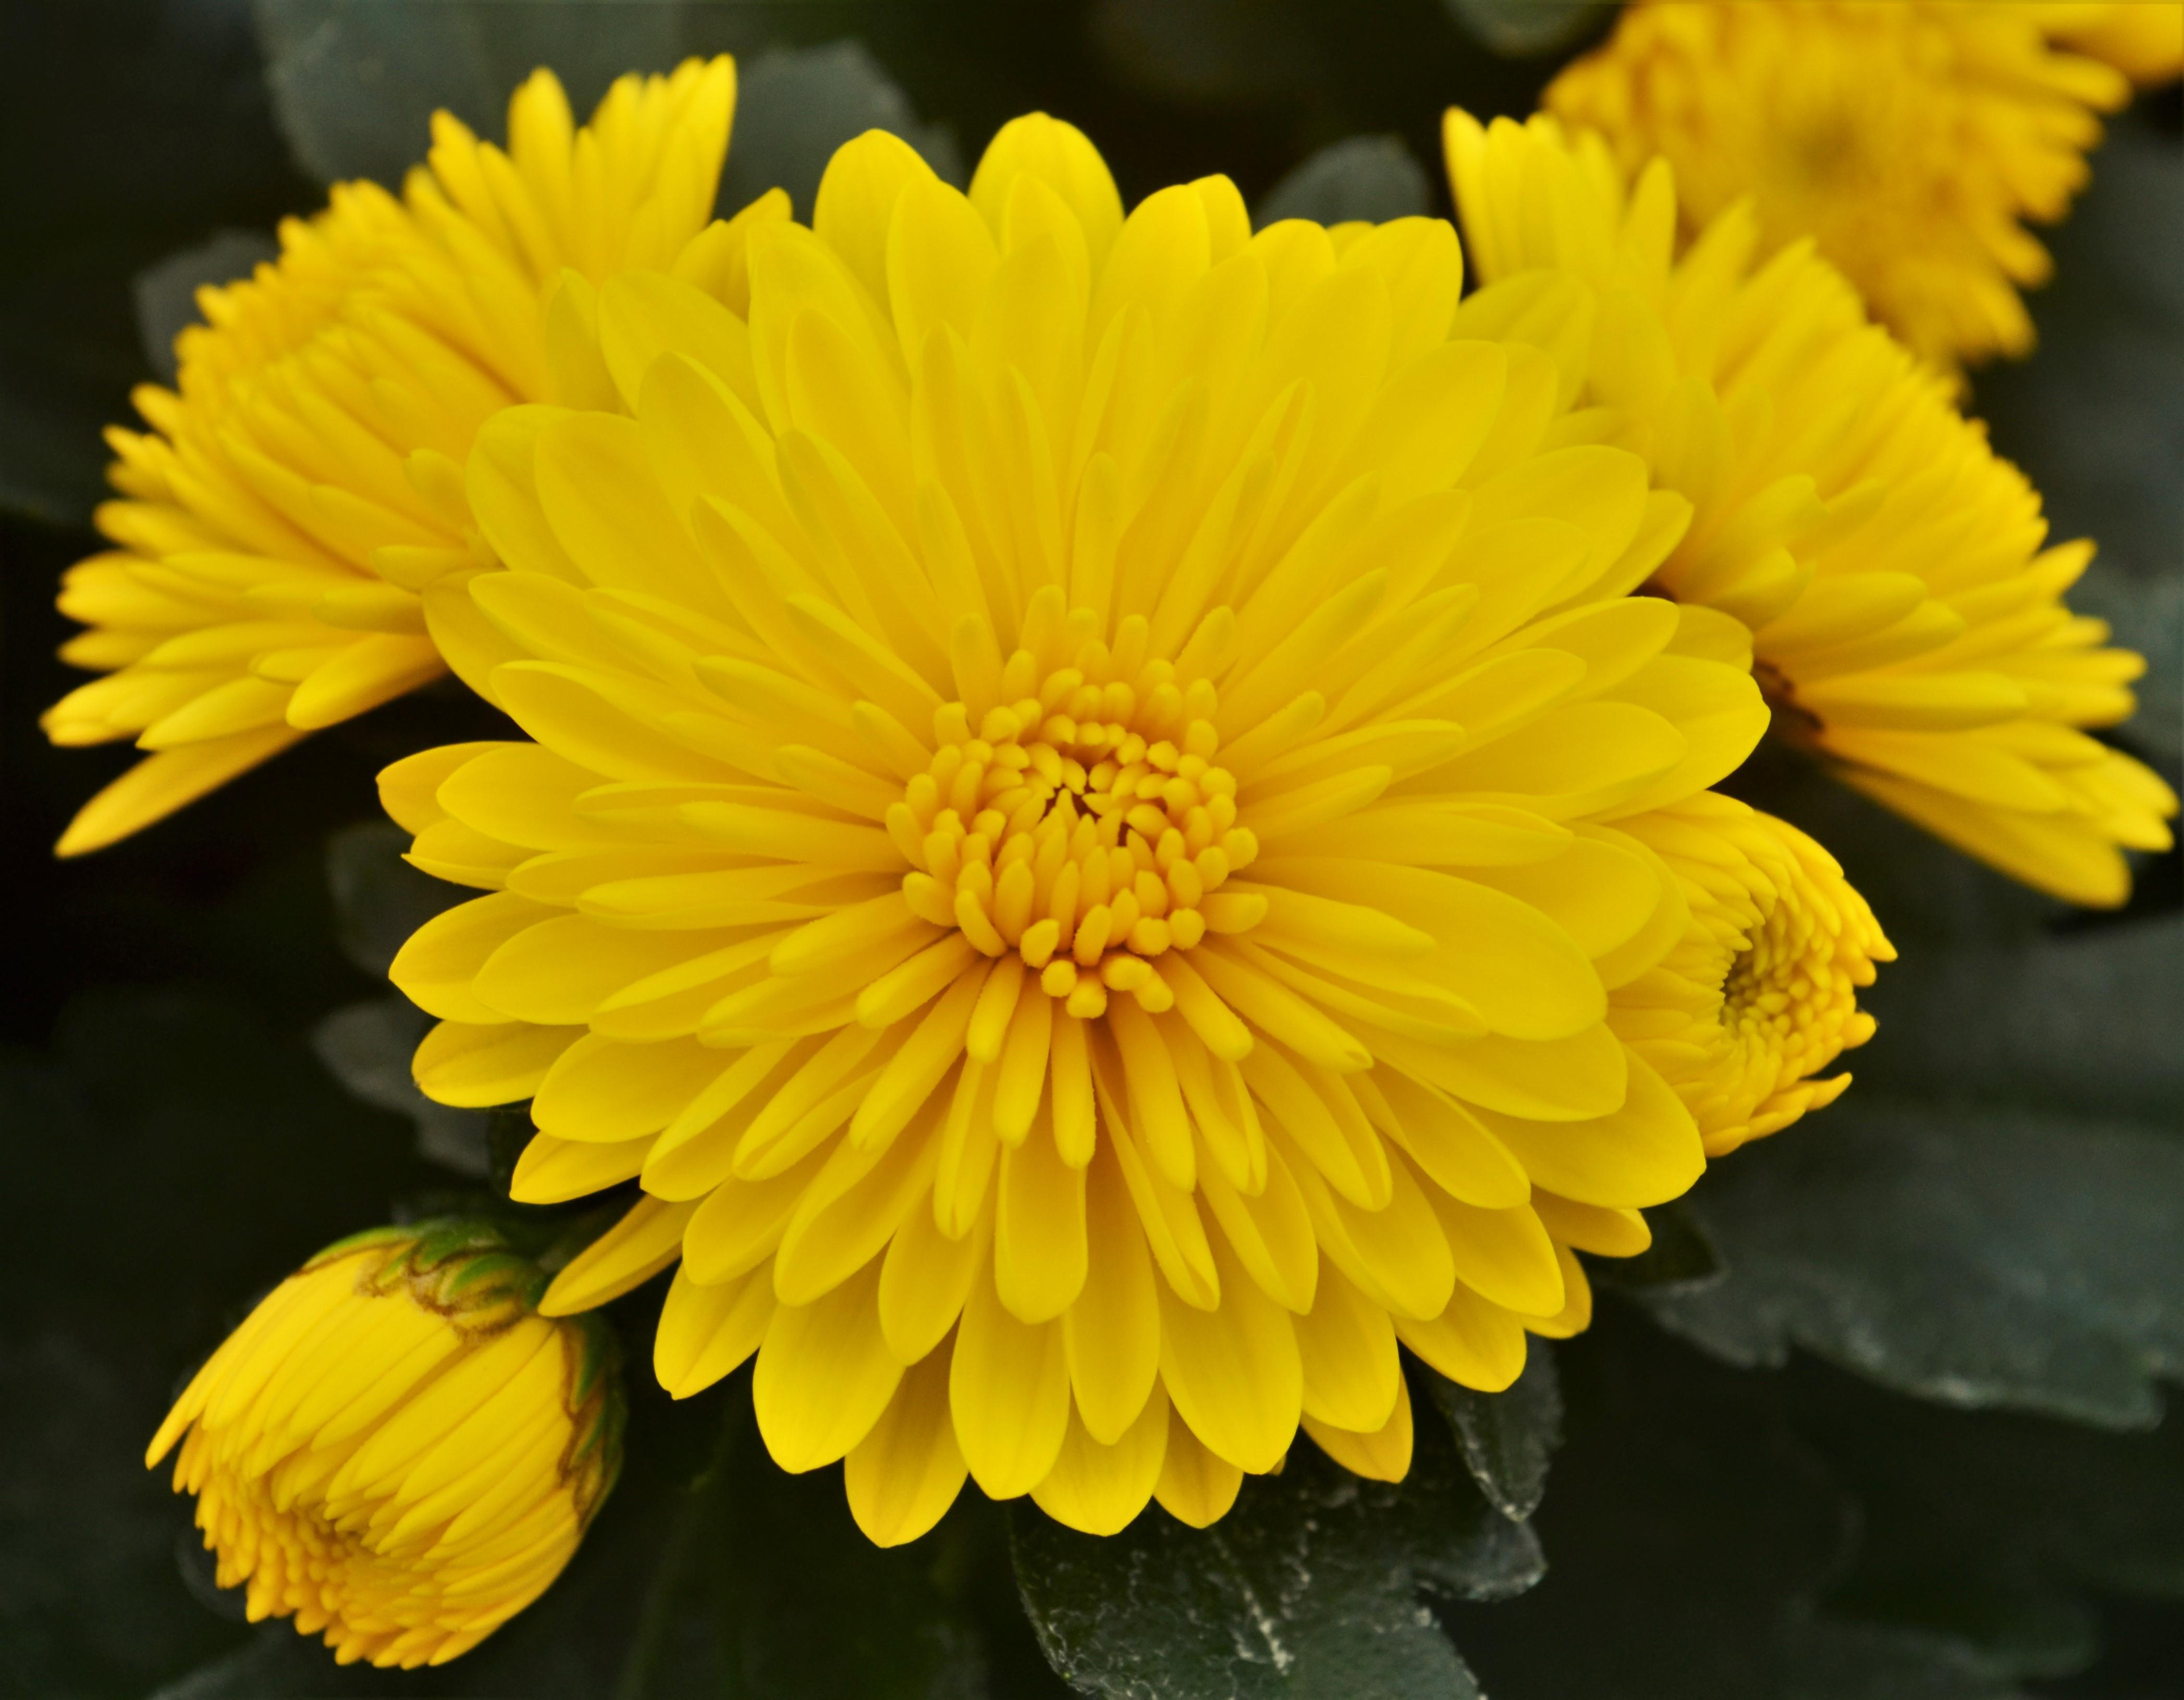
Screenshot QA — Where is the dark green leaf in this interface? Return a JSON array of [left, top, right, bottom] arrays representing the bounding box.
[[250, 2, 958, 213], [1849, 917, 2181, 1124], [1445, 1311, 2025, 1700], [721, 40, 964, 221], [2072, 568, 2181, 771], [1428, 1348, 1562, 1523], [313, 996, 492, 1176], [1590, 1196, 1725, 1295], [134, 230, 280, 384], [1439, 0, 1608, 59], [1088, 0, 1324, 107], [1254, 135, 1429, 228], [0, 320, 126, 527], [326, 821, 463, 980], [1642, 919, 2184, 1428], [1795, 1361, 2184, 1683], [317, 823, 490, 1172], [1013, 1407, 1541, 1699], [251, 0, 706, 186]]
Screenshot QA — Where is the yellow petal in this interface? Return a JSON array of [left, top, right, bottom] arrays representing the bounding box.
[[1394, 1283, 1527, 1393], [413, 1019, 581, 1108], [1292, 1255, 1401, 1433], [1300, 1374, 1413, 1484], [1155, 1233, 1301, 1475], [1523, 1243, 1594, 1340], [509, 1131, 652, 1203], [391, 892, 557, 1025], [995, 1125, 1089, 1323], [1151, 1404, 1244, 1529], [753, 1259, 902, 1472], [950, 1257, 1071, 1499], [653, 1263, 775, 1398], [1530, 1191, 1651, 1259], [1473, 1052, 1703, 1207], [531, 1033, 728, 1140], [1029, 1386, 1170, 1536], [538, 1195, 695, 1315], [844, 1342, 966, 1547], [772, 1119, 939, 1307], [970, 113, 1124, 275], [880, 1206, 989, 1364], [1063, 1149, 1163, 1444]]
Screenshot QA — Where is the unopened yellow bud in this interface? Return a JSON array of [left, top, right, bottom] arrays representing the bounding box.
[[147, 1220, 622, 1668]]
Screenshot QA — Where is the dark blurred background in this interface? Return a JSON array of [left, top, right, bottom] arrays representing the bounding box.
[[2, 4, 2178, 1697]]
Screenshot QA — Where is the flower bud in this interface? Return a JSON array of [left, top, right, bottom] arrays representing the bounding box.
[[148, 1220, 622, 1668]]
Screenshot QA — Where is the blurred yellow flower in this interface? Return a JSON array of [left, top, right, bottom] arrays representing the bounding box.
[[1544, 0, 2133, 369], [147, 1223, 622, 1668], [2035, 2, 2184, 85], [381, 115, 1771, 1541], [1445, 109, 2176, 906], [44, 57, 754, 855]]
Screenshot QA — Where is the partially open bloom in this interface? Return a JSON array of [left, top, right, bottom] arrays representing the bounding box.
[[146, 1222, 622, 1667], [1445, 110, 2176, 907], [43, 58, 753, 855], [382, 115, 1770, 1541], [1615, 794, 1892, 1159], [2034, 3, 2184, 86], [1544, 1, 2133, 368]]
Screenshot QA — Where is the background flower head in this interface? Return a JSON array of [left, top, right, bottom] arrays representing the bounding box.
[[2034, 2, 2184, 87], [1543, 0, 2134, 370], [1444, 108, 2177, 907], [42, 57, 744, 855]]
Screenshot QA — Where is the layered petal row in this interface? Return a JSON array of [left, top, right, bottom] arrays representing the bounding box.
[[379, 115, 1787, 1539]]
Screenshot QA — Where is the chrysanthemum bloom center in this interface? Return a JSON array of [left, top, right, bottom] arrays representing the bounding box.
[[1720, 882, 1870, 1092], [892, 631, 1259, 1023], [1724, 912, 1813, 1041], [1610, 795, 1889, 1157], [1748, 657, 1822, 742]]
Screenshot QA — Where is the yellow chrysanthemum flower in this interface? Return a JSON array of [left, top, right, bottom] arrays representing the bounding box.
[[2035, 2, 2184, 86], [1445, 109, 2176, 907], [378, 114, 1774, 1543], [1543, 1, 2134, 368], [43, 57, 758, 855], [146, 1222, 622, 1668], [1615, 794, 1893, 1160]]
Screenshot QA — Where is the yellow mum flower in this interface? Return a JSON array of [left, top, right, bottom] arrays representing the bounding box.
[[2035, 2, 2184, 85], [146, 1222, 622, 1668], [1615, 795, 1893, 1160], [1445, 109, 2177, 907], [379, 114, 1772, 1543], [43, 57, 753, 855], [1543, 1, 2133, 368]]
